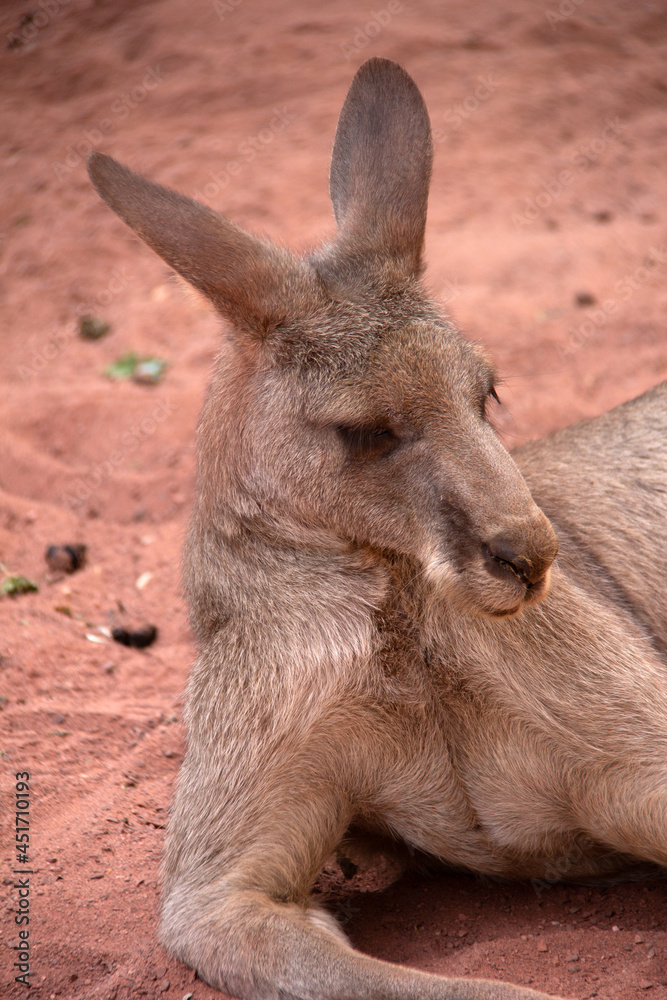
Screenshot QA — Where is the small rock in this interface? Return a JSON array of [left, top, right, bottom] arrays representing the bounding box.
[[574, 292, 596, 308], [638, 982, 653, 990], [635, 934, 645, 944], [150, 284, 170, 302], [45, 543, 87, 573], [78, 315, 111, 340], [159, 979, 170, 992], [112, 624, 158, 649], [52, 712, 66, 725], [133, 357, 167, 384], [537, 941, 548, 953], [566, 952, 580, 963]]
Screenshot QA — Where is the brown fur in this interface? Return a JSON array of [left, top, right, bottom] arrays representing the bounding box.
[[88, 58, 667, 1000]]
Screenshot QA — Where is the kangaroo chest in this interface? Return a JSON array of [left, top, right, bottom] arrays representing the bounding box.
[[374, 643, 604, 880], [371, 592, 657, 879]]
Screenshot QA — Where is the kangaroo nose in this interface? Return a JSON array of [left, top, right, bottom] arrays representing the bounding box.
[[485, 527, 558, 588]]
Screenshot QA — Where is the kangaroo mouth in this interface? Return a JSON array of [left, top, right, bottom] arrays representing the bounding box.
[[487, 602, 523, 618], [472, 569, 552, 619]]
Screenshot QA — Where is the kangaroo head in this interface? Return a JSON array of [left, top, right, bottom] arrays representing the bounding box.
[[88, 58, 558, 619]]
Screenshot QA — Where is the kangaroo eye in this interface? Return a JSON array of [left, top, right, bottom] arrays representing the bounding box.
[[336, 424, 400, 460], [482, 384, 501, 421]]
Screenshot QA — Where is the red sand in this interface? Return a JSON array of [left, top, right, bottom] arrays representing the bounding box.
[[2, 2, 666, 998]]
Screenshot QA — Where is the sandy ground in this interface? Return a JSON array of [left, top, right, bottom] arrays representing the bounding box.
[[2, 0, 667, 998]]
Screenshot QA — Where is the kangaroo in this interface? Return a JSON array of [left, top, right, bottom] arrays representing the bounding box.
[[88, 58, 667, 1000]]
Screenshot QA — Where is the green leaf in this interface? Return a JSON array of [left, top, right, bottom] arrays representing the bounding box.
[[1, 575, 38, 597], [104, 352, 140, 380], [104, 352, 167, 384]]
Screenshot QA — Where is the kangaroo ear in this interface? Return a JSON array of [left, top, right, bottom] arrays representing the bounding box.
[[329, 58, 433, 280], [87, 152, 319, 337]]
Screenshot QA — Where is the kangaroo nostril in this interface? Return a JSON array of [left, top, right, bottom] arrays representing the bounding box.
[[484, 543, 529, 586], [484, 538, 553, 588]]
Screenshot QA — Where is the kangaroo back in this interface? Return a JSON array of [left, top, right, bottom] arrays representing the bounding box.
[[516, 382, 667, 652]]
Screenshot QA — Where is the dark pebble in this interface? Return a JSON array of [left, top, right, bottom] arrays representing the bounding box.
[[112, 624, 158, 648], [45, 543, 87, 573], [78, 315, 111, 340]]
